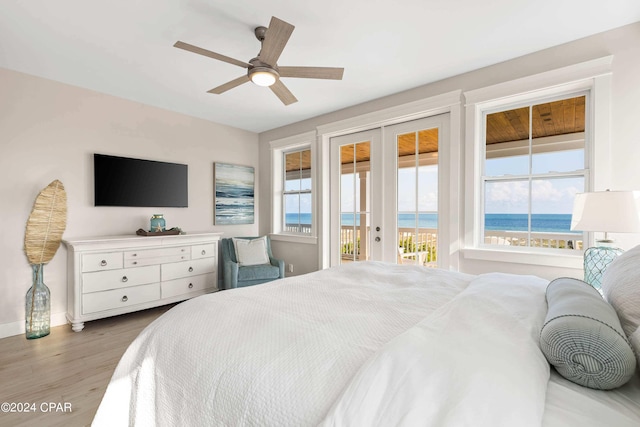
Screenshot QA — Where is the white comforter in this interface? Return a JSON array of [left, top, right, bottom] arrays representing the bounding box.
[[94, 262, 551, 426], [321, 272, 550, 426]]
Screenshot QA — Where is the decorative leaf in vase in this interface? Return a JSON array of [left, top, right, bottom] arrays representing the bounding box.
[[23, 179, 67, 339], [24, 180, 67, 265]]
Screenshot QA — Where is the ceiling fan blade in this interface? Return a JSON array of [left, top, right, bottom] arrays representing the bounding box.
[[270, 80, 298, 105], [258, 16, 294, 66], [174, 41, 250, 68], [278, 66, 344, 80], [207, 75, 250, 94]]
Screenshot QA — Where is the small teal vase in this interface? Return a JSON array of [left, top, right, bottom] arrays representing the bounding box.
[[150, 214, 166, 232], [25, 264, 50, 339]]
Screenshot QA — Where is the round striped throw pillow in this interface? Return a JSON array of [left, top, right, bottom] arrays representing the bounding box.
[[540, 277, 637, 390]]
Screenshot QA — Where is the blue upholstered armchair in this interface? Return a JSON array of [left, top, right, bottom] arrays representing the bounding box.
[[221, 236, 285, 290]]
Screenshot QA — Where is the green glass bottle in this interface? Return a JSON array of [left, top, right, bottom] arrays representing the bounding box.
[[25, 264, 50, 339]]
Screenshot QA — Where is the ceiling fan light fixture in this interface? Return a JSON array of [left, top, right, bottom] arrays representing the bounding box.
[[249, 67, 278, 87]]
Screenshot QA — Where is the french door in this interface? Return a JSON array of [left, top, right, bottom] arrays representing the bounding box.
[[330, 130, 383, 265], [330, 114, 450, 267]]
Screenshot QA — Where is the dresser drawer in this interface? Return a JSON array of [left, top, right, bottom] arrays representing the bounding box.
[[162, 273, 216, 299], [161, 258, 216, 281], [83, 283, 160, 314], [82, 252, 123, 272], [124, 254, 189, 268], [83, 265, 160, 293], [191, 243, 216, 260], [123, 246, 191, 268], [125, 246, 190, 261]]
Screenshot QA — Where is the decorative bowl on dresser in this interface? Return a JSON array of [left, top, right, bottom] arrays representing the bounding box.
[[62, 232, 222, 332]]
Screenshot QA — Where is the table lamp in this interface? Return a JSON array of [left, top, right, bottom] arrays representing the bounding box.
[[571, 190, 640, 289]]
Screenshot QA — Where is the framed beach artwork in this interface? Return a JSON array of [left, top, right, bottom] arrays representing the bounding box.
[[214, 163, 255, 225]]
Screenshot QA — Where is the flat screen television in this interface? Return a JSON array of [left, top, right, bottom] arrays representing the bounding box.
[[94, 154, 188, 207]]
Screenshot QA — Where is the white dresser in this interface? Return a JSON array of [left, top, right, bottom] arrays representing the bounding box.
[[63, 232, 222, 332]]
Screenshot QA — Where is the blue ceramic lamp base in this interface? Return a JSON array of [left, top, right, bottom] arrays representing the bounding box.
[[583, 244, 623, 290]]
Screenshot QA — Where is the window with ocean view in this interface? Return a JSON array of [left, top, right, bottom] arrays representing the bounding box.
[[482, 94, 587, 251], [283, 149, 312, 235]]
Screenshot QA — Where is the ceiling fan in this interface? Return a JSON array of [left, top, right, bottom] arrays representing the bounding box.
[[174, 16, 344, 106]]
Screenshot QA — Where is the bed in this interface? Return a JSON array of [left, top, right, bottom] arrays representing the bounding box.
[[93, 255, 640, 426]]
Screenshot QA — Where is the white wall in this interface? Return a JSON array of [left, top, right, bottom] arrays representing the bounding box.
[[258, 22, 640, 279], [0, 68, 259, 337]]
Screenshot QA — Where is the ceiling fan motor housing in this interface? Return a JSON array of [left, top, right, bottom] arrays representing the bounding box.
[[248, 58, 279, 86]]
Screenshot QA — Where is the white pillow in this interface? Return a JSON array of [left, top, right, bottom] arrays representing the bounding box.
[[232, 237, 270, 267], [601, 244, 640, 337]]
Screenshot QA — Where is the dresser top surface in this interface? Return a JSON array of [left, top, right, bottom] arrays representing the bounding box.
[[63, 232, 223, 249]]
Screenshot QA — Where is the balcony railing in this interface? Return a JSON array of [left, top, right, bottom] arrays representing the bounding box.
[[483, 230, 583, 251], [284, 223, 312, 234], [397, 228, 438, 267], [286, 224, 583, 267]]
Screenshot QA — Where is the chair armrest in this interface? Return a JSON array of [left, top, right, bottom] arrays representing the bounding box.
[[223, 260, 239, 289], [270, 257, 285, 278]]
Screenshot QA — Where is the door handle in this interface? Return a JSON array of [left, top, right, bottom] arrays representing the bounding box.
[[375, 237, 381, 242]]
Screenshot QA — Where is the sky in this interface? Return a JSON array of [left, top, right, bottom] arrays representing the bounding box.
[[484, 149, 584, 214]]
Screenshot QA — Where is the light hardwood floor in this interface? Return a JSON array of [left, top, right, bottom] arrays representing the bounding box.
[[0, 304, 174, 427]]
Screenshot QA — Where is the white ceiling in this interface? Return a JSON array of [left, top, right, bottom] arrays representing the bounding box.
[[2, 1, 640, 133]]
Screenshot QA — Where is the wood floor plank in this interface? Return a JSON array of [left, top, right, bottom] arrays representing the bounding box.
[[0, 304, 174, 427]]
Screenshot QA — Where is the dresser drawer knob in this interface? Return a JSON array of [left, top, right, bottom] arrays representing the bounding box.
[[132, 253, 137, 257], [122, 276, 128, 282], [188, 267, 194, 272], [132, 261, 138, 265], [121, 295, 128, 302], [188, 283, 194, 289], [100, 260, 107, 266], [201, 250, 206, 255]]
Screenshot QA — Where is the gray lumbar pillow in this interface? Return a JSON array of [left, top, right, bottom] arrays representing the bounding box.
[[540, 277, 637, 390]]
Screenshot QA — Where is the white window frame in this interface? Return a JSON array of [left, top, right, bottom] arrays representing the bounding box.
[[463, 56, 613, 268], [481, 91, 590, 249], [270, 131, 318, 244]]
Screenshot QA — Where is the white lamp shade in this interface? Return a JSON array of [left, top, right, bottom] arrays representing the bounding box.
[[571, 190, 640, 233]]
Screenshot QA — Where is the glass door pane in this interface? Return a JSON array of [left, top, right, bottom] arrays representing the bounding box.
[[397, 128, 438, 267], [339, 142, 371, 263]]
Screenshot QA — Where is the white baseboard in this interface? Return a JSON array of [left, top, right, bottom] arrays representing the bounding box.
[[0, 312, 68, 339]]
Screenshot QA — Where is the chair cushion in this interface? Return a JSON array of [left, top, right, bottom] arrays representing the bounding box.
[[237, 264, 281, 282], [540, 277, 636, 390], [233, 236, 270, 267]]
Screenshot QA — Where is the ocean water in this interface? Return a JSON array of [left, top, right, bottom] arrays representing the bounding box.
[[286, 213, 578, 233]]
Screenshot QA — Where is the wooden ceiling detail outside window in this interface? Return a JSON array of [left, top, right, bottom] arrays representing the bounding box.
[[486, 96, 585, 145], [397, 128, 439, 158], [284, 95, 585, 172], [340, 142, 370, 166], [285, 149, 312, 174]]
